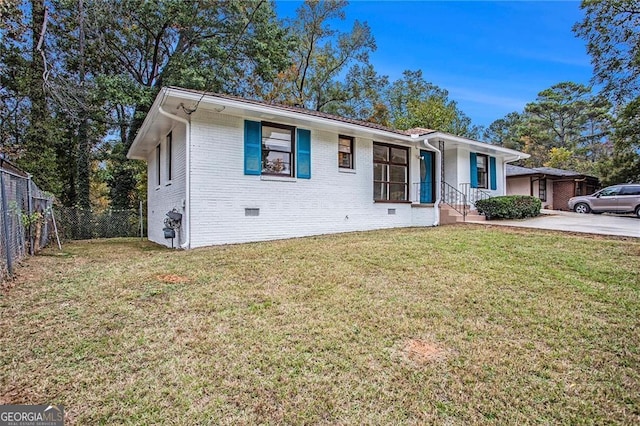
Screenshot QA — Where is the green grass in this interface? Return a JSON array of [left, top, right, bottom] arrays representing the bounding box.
[[1, 227, 639, 424]]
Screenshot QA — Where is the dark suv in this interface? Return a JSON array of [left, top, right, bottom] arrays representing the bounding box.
[[568, 184, 640, 217]]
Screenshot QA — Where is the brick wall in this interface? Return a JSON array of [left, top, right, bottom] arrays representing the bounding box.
[[183, 109, 435, 248], [552, 180, 575, 211]]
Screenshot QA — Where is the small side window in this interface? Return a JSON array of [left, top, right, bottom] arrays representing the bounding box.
[[538, 179, 547, 202], [338, 135, 354, 169], [166, 132, 172, 181], [156, 144, 161, 186]]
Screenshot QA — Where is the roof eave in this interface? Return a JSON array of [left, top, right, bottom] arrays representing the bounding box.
[[161, 87, 417, 143], [127, 87, 169, 160], [423, 131, 530, 158]]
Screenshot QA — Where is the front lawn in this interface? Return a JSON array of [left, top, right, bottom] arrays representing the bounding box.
[[1, 226, 639, 424]]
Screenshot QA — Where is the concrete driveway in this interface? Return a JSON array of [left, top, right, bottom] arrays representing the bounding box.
[[471, 209, 640, 238]]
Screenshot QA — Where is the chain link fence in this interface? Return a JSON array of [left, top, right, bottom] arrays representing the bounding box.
[[1, 160, 147, 283], [1, 161, 56, 282], [54, 204, 146, 240]]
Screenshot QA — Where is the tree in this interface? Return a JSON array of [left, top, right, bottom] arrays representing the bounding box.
[[264, 0, 380, 117], [385, 70, 481, 138], [600, 98, 640, 184], [0, 1, 31, 159], [322, 63, 389, 122], [524, 82, 610, 149], [486, 82, 611, 170], [483, 112, 525, 151], [75, 0, 291, 208], [574, 1, 640, 182], [574, 0, 640, 104], [0, 0, 62, 194]]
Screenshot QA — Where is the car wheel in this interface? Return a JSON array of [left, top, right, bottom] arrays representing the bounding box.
[[635, 205, 640, 218], [574, 203, 591, 214]]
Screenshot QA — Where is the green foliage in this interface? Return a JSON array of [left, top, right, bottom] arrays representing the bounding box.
[[2, 0, 292, 209], [599, 98, 640, 185], [475, 196, 542, 220], [573, 0, 640, 183], [524, 82, 610, 150], [483, 112, 525, 151], [485, 82, 612, 174], [544, 147, 575, 169], [264, 0, 379, 117], [106, 142, 145, 210], [384, 70, 481, 138], [574, 0, 640, 104]]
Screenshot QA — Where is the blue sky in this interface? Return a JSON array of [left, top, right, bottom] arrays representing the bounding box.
[[274, 1, 594, 129]]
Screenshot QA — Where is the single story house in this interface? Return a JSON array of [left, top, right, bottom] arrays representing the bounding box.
[[128, 87, 529, 248], [506, 165, 599, 211]]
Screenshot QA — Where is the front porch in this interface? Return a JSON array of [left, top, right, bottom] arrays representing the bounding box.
[[411, 181, 492, 223]]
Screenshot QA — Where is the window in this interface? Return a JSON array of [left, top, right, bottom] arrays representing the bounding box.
[[599, 186, 621, 197], [156, 144, 161, 186], [338, 135, 354, 169], [539, 178, 547, 201], [621, 185, 640, 196], [476, 154, 488, 189], [166, 132, 172, 181], [373, 143, 409, 201], [261, 123, 294, 176]]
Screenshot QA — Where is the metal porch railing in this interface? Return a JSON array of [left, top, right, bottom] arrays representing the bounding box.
[[459, 183, 492, 208], [442, 181, 468, 220]]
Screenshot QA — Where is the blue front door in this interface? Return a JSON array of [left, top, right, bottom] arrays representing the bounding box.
[[420, 150, 434, 203]]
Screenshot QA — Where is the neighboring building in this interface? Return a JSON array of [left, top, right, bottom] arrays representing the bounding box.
[[506, 165, 599, 210], [128, 87, 529, 248]]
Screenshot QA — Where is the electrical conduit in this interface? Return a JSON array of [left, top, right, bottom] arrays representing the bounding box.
[[158, 106, 191, 249]]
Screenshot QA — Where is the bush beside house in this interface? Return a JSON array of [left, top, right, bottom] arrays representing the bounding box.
[[475, 196, 542, 220]]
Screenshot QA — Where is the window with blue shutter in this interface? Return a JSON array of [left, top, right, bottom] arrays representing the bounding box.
[[489, 156, 497, 190], [296, 128, 311, 179], [470, 152, 478, 188], [244, 120, 261, 175]]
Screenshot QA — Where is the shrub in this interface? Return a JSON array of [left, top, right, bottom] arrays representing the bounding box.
[[475, 195, 541, 220]]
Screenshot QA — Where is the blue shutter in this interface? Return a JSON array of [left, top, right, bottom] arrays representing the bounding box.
[[489, 156, 497, 190], [296, 128, 311, 179], [244, 120, 261, 175], [470, 152, 478, 188]]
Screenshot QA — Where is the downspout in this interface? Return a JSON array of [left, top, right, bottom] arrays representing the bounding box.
[[158, 106, 191, 249], [422, 138, 442, 226]]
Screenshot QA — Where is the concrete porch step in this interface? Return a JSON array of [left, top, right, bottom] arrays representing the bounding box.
[[439, 204, 485, 224]]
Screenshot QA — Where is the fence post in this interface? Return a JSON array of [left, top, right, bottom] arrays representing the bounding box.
[[0, 169, 13, 276], [27, 174, 34, 255]]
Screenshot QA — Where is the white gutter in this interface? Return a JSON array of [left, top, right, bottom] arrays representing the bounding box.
[[424, 131, 528, 158], [422, 138, 442, 226], [158, 106, 191, 249]]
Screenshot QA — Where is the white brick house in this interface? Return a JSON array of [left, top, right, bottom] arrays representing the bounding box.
[[128, 87, 528, 248]]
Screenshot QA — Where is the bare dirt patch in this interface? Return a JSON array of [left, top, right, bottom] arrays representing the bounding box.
[[156, 273, 190, 284], [400, 339, 446, 365]]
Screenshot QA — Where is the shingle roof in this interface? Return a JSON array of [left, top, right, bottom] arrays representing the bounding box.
[[0, 158, 29, 177], [505, 165, 537, 177], [506, 164, 596, 179], [169, 87, 413, 136]]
